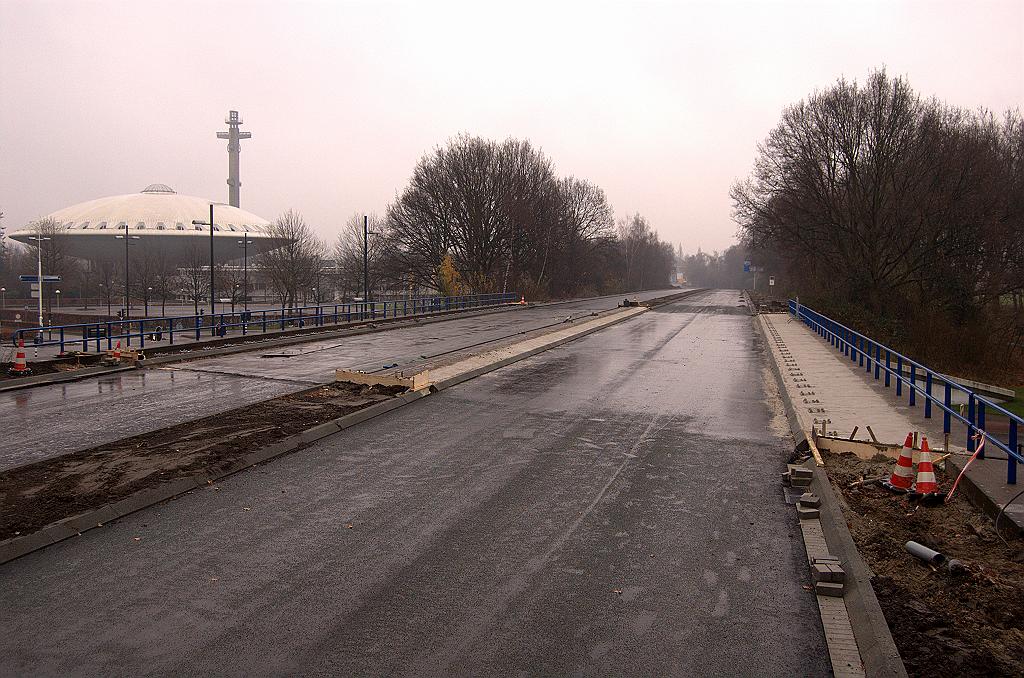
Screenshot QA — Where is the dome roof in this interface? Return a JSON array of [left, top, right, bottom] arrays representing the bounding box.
[[9, 186, 285, 263], [18, 186, 273, 235]]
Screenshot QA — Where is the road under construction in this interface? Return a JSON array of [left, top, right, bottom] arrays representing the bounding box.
[[0, 289, 834, 675]]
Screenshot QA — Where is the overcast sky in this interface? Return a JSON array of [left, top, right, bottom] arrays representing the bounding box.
[[1, 0, 1021, 253]]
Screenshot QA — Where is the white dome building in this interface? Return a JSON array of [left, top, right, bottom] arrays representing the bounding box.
[[9, 184, 286, 263]]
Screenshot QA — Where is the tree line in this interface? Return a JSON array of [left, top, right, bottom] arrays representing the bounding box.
[[731, 68, 1024, 378], [0, 134, 678, 324]]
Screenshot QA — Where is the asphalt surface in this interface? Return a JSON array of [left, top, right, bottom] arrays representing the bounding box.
[[0, 289, 829, 676], [1, 290, 674, 470]]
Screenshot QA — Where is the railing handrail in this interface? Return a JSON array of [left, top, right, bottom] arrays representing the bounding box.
[[788, 299, 1022, 481], [11, 293, 519, 352], [12, 293, 512, 335]]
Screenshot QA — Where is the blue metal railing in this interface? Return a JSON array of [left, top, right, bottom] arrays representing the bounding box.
[[14, 293, 519, 356], [788, 299, 1022, 485]]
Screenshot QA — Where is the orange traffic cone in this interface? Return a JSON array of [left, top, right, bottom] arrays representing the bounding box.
[[911, 437, 940, 498], [883, 432, 915, 493], [7, 339, 32, 376]]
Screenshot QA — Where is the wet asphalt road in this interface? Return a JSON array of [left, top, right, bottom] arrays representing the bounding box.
[[1, 290, 674, 470], [0, 289, 828, 676]]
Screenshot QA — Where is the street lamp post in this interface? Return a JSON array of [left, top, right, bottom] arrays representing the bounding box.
[[0, 287, 5, 339], [237, 235, 254, 313], [55, 289, 61, 311], [115, 224, 140, 322], [191, 204, 216, 319], [145, 286, 152, 318], [362, 215, 381, 316], [28, 233, 51, 341]]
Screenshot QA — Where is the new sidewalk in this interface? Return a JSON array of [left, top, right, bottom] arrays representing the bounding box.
[[760, 313, 1024, 534]]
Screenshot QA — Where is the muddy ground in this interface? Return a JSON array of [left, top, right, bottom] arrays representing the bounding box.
[[0, 352, 99, 381], [826, 452, 1024, 677], [0, 381, 405, 540]]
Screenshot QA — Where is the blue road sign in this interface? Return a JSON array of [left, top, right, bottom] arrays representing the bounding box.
[[743, 261, 751, 273], [19, 274, 61, 283]]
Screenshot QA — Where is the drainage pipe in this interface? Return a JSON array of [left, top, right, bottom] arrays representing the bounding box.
[[905, 541, 946, 565]]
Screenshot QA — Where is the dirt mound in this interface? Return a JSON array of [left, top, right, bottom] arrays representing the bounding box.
[[827, 452, 1024, 677]]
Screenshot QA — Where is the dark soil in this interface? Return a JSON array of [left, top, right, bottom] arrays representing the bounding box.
[[0, 381, 406, 540], [826, 452, 1024, 677], [0, 351, 106, 381]]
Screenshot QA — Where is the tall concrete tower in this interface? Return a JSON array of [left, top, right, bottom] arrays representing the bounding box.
[[217, 110, 251, 208]]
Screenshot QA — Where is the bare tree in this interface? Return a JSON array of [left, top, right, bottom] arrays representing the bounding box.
[[385, 135, 636, 298], [731, 67, 1024, 374], [259, 210, 325, 309], [179, 246, 209, 317], [335, 213, 390, 299]]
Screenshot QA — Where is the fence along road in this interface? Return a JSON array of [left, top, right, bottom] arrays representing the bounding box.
[[0, 289, 829, 676], [1, 290, 677, 471]]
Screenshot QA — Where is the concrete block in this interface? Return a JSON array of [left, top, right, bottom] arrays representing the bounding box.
[[799, 493, 821, 508], [797, 505, 820, 520], [815, 581, 845, 597], [791, 475, 813, 487], [789, 465, 814, 479], [812, 562, 847, 583], [781, 471, 792, 486], [812, 563, 832, 582]]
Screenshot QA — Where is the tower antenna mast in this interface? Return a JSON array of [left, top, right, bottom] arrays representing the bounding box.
[[217, 110, 251, 208]]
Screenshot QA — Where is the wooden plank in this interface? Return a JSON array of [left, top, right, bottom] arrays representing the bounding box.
[[335, 368, 430, 391]]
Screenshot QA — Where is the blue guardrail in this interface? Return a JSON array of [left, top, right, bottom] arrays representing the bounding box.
[[789, 299, 1022, 485], [15, 293, 519, 358]]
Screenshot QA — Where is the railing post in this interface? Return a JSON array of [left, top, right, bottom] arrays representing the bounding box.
[[896, 356, 903, 396], [885, 351, 891, 387], [195, 315, 201, 340], [909, 365, 916, 407], [140, 320, 145, 349], [107, 322, 113, 349], [59, 327, 65, 354], [944, 382, 951, 434], [967, 394, 976, 452], [874, 345, 881, 379], [977, 402, 986, 459], [169, 322, 174, 345], [858, 337, 864, 367], [1009, 421, 1018, 485], [925, 372, 933, 418]]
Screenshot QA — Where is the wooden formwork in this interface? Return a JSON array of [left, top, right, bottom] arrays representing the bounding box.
[[335, 368, 431, 392]]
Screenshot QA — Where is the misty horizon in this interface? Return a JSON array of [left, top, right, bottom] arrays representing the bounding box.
[[1, 0, 1021, 254]]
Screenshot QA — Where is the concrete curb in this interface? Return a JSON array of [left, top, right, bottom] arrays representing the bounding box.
[[754, 314, 907, 678], [0, 291, 698, 565], [0, 363, 136, 392]]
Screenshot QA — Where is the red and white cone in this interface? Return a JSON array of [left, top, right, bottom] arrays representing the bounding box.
[[519, 296, 527, 305], [8, 339, 32, 376], [112, 340, 122, 363], [911, 437, 941, 499], [883, 432, 915, 494]]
